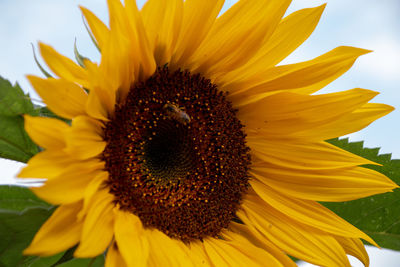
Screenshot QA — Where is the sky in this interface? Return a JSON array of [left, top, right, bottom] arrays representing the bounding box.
[[0, 0, 399, 266]]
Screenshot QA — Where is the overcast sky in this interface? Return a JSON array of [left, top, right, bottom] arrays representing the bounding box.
[[0, 0, 399, 266]]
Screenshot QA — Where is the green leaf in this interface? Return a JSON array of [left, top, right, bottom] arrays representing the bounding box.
[[0, 115, 39, 162], [0, 77, 40, 163], [0, 77, 36, 117], [325, 138, 400, 251], [0, 185, 51, 212], [55, 255, 105, 267], [0, 207, 54, 267], [0, 186, 54, 267], [34, 106, 71, 124], [22, 252, 65, 267], [51, 247, 76, 266]]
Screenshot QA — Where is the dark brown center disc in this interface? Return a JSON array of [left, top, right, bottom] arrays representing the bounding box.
[[102, 66, 251, 242]]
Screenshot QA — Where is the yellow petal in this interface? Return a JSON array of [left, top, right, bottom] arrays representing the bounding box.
[[31, 159, 104, 205], [105, 242, 128, 267], [18, 150, 74, 179], [125, 0, 157, 80], [107, 0, 130, 37], [171, 0, 224, 68], [226, 46, 371, 99], [240, 195, 351, 267], [104, 0, 155, 96], [99, 1, 135, 100], [335, 236, 370, 267], [74, 189, 115, 258], [204, 235, 284, 267], [65, 115, 106, 160], [232, 4, 326, 73], [191, 0, 291, 79], [140, 0, 166, 50], [86, 87, 111, 121], [250, 179, 377, 246], [141, 0, 183, 65], [202, 238, 229, 266], [237, 88, 379, 135], [84, 61, 114, 121], [27, 76, 87, 119], [142, 0, 183, 65], [24, 202, 83, 256], [24, 115, 69, 149], [39, 43, 88, 87], [250, 166, 398, 202], [146, 230, 194, 266], [248, 138, 376, 170], [295, 103, 394, 141], [186, 241, 212, 266], [114, 210, 149, 267], [80, 6, 110, 50], [224, 224, 296, 267], [78, 171, 108, 220]]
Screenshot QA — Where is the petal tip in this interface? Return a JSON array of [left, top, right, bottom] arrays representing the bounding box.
[[23, 244, 51, 257], [318, 3, 327, 11], [22, 247, 35, 256], [38, 42, 51, 53], [79, 5, 91, 14], [386, 104, 395, 112], [361, 48, 373, 55]]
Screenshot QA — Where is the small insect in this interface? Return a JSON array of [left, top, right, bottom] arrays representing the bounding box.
[[163, 103, 191, 124]]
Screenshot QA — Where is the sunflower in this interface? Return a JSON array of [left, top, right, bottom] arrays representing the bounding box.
[[19, 0, 397, 266]]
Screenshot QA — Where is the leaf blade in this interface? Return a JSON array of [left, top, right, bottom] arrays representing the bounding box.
[[0, 77, 36, 117], [0, 115, 39, 162], [326, 138, 400, 251], [0, 77, 40, 163], [0, 185, 51, 212], [0, 207, 54, 267]]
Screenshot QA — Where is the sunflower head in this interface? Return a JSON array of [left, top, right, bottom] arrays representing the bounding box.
[[19, 0, 397, 266], [103, 66, 251, 241]]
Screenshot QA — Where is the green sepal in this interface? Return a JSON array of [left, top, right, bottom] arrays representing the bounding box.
[[31, 44, 53, 78], [82, 14, 100, 52], [74, 39, 91, 68]]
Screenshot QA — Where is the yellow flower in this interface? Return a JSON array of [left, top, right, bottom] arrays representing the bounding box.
[[19, 0, 397, 266]]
